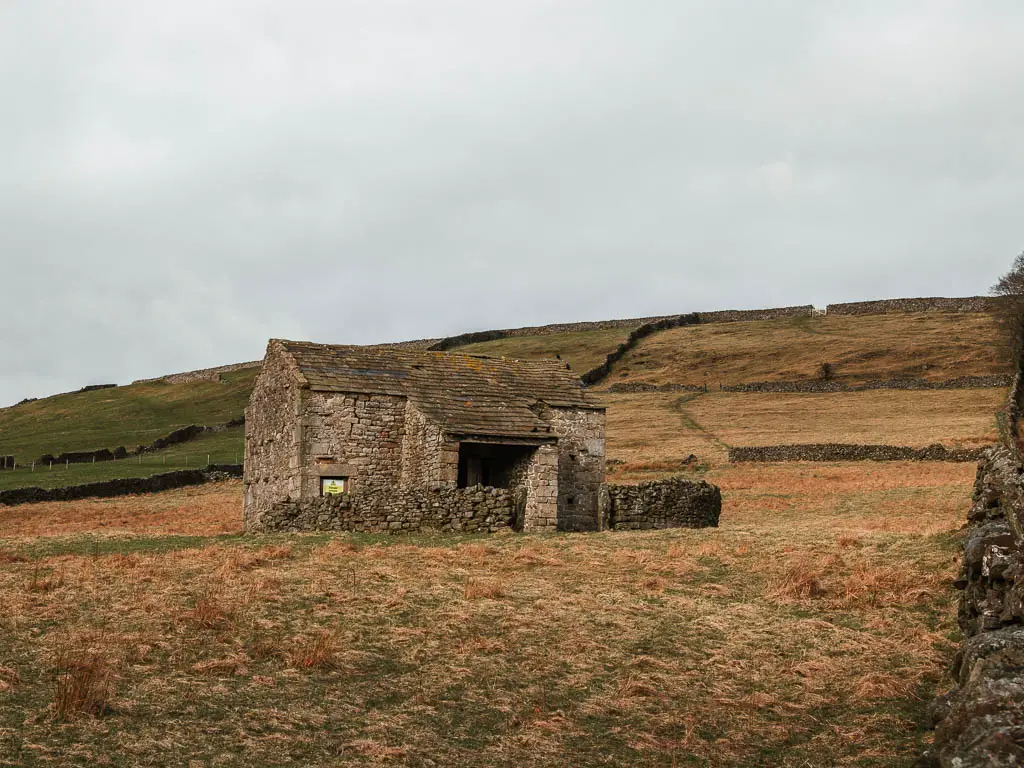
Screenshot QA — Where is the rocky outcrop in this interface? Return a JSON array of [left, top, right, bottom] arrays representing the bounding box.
[[924, 446, 1024, 766], [729, 444, 983, 463]]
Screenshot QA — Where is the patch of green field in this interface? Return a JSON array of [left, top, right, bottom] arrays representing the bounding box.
[[0, 427, 245, 491], [0, 368, 256, 464]]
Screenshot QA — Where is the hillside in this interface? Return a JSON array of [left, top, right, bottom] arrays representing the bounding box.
[[457, 326, 635, 375], [605, 312, 1007, 387], [0, 302, 1009, 492], [0, 369, 256, 490]]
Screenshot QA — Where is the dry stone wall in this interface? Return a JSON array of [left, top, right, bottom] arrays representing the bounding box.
[[729, 444, 983, 463], [428, 306, 815, 355], [924, 446, 1024, 766], [133, 360, 262, 385], [826, 296, 1003, 316], [722, 375, 1012, 394], [249, 485, 517, 534], [0, 466, 242, 507], [608, 375, 1011, 395], [600, 477, 721, 530]]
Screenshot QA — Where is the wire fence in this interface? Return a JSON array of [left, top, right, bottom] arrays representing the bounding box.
[[0, 449, 244, 489]]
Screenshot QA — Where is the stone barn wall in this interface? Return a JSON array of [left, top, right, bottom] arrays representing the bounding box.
[[600, 478, 721, 530], [243, 346, 302, 524], [549, 407, 607, 532], [298, 390, 408, 499]]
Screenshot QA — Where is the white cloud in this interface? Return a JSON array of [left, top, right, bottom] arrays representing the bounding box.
[[1, 0, 1022, 405]]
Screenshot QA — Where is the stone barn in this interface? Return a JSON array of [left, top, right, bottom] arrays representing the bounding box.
[[243, 339, 606, 534]]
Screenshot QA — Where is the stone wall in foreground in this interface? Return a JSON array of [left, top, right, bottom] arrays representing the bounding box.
[[248, 485, 518, 534], [601, 477, 721, 530], [923, 446, 1024, 766], [729, 444, 983, 463], [247, 476, 723, 534]]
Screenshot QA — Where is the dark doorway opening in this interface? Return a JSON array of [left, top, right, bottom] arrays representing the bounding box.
[[457, 443, 535, 489]]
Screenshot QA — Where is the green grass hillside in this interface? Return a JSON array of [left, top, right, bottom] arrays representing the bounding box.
[[0, 368, 256, 489]]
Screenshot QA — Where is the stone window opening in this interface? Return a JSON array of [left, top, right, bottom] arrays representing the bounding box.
[[320, 476, 349, 496], [457, 442, 535, 490]]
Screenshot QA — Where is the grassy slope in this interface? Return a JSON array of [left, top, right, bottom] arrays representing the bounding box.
[[457, 327, 634, 374], [599, 388, 1005, 481], [0, 463, 966, 766], [0, 310, 1006, 492], [0, 368, 256, 460], [0, 427, 244, 492], [0, 369, 256, 488], [606, 312, 1007, 387]]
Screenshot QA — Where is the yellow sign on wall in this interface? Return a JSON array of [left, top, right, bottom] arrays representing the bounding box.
[[321, 477, 347, 496]]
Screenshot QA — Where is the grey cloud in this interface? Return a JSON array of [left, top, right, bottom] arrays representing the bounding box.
[[2, 0, 1022, 405]]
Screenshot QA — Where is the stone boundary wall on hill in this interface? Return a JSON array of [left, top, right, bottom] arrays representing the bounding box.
[[31, 417, 245, 467], [724, 375, 1012, 393], [729, 444, 983, 463], [922, 446, 1024, 766], [600, 477, 721, 530], [0, 465, 243, 506], [133, 360, 262, 385], [427, 306, 815, 354], [249, 485, 518, 534], [606, 375, 1013, 394], [826, 296, 1003, 316], [606, 382, 707, 394]]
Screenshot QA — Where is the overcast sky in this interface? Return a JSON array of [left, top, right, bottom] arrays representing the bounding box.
[[2, 1, 1022, 406]]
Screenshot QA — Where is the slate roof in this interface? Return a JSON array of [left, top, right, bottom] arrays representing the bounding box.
[[273, 339, 602, 439]]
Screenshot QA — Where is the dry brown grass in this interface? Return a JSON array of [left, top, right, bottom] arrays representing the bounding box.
[[0, 458, 968, 766], [601, 388, 1002, 477], [609, 312, 1006, 386], [51, 645, 115, 720], [0, 480, 243, 537]]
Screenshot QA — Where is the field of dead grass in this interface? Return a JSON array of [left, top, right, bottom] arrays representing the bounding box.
[[608, 312, 1006, 387], [601, 389, 1002, 477], [0, 460, 967, 766], [0, 482, 243, 538]]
